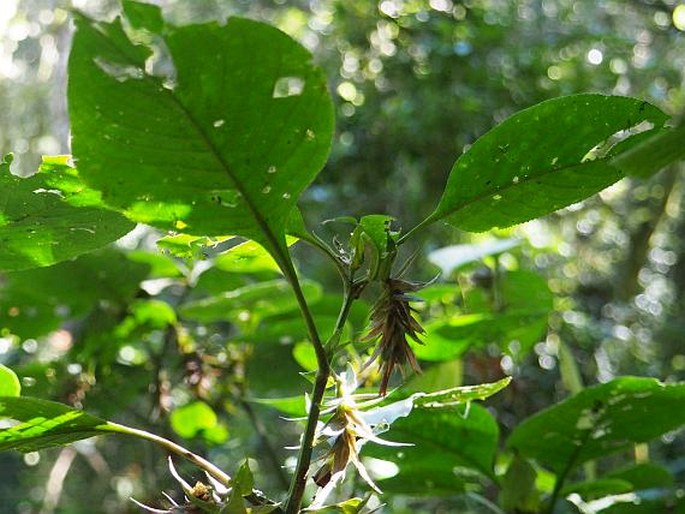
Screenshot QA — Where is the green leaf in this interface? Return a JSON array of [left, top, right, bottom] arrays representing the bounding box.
[[215, 238, 298, 275], [401, 359, 463, 394], [0, 365, 21, 397], [358, 214, 396, 256], [304, 497, 370, 513], [170, 401, 226, 442], [364, 404, 499, 494], [410, 377, 511, 408], [180, 279, 322, 323], [499, 455, 540, 513], [506, 377, 685, 475], [0, 155, 134, 271], [0, 248, 150, 339], [424, 95, 667, 232], [157, 233, 231, 260], [69, 12, 334, 267], [0, 397, 109, 452], [249, 396, 307, 418], [234, 460, 255, 496], [612, 123, 685, 178], [293, 341, 318, 371]]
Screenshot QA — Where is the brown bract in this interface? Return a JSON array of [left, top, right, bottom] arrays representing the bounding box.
[[364, 278, 425, 395]]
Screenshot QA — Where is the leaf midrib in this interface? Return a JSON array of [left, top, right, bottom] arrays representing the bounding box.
[[77, 16, 290, 270]]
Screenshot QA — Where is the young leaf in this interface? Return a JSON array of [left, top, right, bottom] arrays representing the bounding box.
[[68, 11, 334, 267], [420, 95, 668, 233], [506, 377, 685, 475], [0, 155, 134, 272], [0, 365, 21, 397]]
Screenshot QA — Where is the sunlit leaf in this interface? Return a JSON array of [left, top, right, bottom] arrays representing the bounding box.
[[0, 397, 109, 452], [507, 377, 685, 475], [0, 365, 21, 397], [69, 11, 334, 267], [170, 401, 222, 441], [0, 155, 134, 272], [423, 95, 668, 232], [410, 377, 511, 408], [215, 238, 298, 275]]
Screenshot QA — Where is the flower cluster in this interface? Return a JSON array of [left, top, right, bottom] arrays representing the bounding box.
[[308, 366, 413, 508], [364, 278, 426, 395]]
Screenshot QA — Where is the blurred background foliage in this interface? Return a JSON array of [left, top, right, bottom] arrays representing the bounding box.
[[1, 0, 684, 513]]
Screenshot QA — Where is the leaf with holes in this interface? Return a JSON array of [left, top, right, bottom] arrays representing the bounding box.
[[506, 377, 685, 475], [0, 155, 134, 272], [611, 123, 685, 178], [421, 95, 668, 233], [68, 9, 334, 269]]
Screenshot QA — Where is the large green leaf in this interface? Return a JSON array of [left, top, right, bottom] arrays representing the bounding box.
[[507, 377, 685, 475], [364, 404, 499, 494], [0, 397, 110, 452], [68, 9, 334, 267], [0, 155, 134, 272], [422, 95, 667, 232]]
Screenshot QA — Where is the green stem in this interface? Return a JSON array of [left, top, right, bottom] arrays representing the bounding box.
[[279, 257, 330, 514], [283, 363, 330, 514], [397, 215, 434, 245], [282, 269, 363, 514], [102, 422, 231, 485]]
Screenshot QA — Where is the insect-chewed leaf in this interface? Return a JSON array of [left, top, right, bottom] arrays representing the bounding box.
[[507, 377, 685, 475], [68, 9, 334, 264], [424, 94, 668, 232]]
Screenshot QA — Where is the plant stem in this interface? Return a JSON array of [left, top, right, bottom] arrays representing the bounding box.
[[279, 257, 330, 514], [102, 422, 231, 485], [283, 363, 330, 514]]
